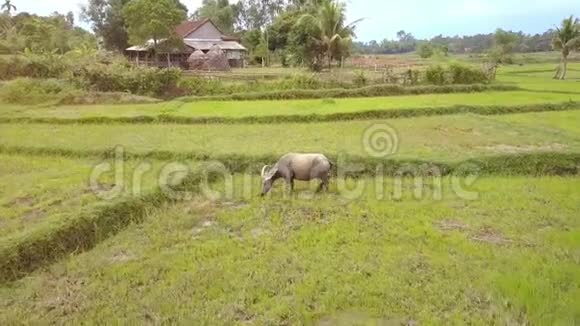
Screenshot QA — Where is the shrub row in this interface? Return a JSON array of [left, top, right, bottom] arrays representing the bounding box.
[[0, 54, 71, 80], [3, 101, 577, 125], [179, 73, 352, 96], [0, 78, 161, 105], [426, 63, 491, 85], [0, 54, 182, 98], [74, 64, 182, 97], [178, 83, 520, 102], [0, 78, 78, 105]]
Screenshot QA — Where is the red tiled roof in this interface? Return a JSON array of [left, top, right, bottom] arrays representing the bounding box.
[[175, 18, 210, 38]]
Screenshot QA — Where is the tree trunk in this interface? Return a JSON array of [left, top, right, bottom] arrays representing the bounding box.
[[153, 38, 159, 67], [560, 54, 568, 80], [327, 51, 332, 71], [554, 53, 567, 79]]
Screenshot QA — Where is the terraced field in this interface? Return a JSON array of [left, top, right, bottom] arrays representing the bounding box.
[[0, 64, 578, 324]]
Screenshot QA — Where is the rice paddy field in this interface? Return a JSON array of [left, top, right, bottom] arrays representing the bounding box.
[[0, 62, 579, 324]]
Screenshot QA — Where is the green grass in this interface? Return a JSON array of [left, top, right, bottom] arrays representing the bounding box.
[[0, 154, 199, 277], [0, 153, 218, 240], [1, 176, 578, 324], [0, 154, 106, 239], [0, 155, 218, 281], [494, 110, 580, 137], [496, 63, 580, 93], [2, 91, 580, 120], [0, 61, 578, 323], [1, 111, 579, 163]]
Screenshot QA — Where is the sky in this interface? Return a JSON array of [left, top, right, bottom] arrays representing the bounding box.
[[10, 0, 580, 42]]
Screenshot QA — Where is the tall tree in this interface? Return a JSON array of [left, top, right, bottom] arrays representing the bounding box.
[[493, 28, 518, 60], [123, 0, 186, 63], [235, 0, 287, 31], [192, 0, 237, 34], [552, 15, 580, 80], [81, 0, 130, 51], [1, 0, 16, 15], [295, 0, 361, 70], [0, 12, 96, 53]]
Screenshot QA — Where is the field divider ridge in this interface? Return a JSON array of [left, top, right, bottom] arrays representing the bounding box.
[[0, 145, 578, 177]]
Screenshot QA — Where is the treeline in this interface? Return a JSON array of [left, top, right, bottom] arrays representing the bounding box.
[[0, 11, 96, 54], [354, 29, 555, 55]]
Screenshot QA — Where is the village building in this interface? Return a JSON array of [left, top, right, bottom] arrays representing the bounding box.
[[125, 18, 247, 70]]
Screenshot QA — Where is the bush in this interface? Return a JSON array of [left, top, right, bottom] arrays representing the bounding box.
[[0, 54, 76, 80], [0, 78, 79, 104], [425, 64, 490, 85], [74, 64, 182, 97], [0, 53, 182, 98], [178, 76, 228, 96], [353, 70, 368, 87], [448, 63, 489, 84], [426, 65, 448, 85], [284, 73, 323, 89], [418, 43, 434, 58]]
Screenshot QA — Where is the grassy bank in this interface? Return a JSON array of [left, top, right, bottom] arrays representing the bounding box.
[[1, 176, 578, 324], [0, 155, 210, 281], [1, 111, 579, 162]]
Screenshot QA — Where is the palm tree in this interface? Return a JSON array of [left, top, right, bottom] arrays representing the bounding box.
[[298, 0, 362, 70], [1, 0, 16, 15], [553, 15, 580, 80]]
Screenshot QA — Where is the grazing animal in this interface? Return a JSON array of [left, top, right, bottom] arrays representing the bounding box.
[[261, 153, 334, 196]]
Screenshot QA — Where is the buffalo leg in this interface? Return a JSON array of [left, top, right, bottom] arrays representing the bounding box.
[[316, 177, 329, 193], [285, 176, 294, 193]]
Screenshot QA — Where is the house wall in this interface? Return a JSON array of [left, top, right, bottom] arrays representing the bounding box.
[[225, 50, 243, 60], [185, 22, 222, 39]]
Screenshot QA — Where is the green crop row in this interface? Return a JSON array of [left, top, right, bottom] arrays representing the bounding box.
[[178, 84, 520, 102]]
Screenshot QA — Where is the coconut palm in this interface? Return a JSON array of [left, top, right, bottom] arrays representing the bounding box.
[[297, 0, 362, 70], [1, 0, 16, 15], [553, 15, 580, 80]]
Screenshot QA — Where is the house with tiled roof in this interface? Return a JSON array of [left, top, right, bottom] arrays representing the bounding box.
[[125, 18, 247, 69]]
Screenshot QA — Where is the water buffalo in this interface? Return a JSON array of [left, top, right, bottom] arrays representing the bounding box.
[[261, 153, 334, 196]]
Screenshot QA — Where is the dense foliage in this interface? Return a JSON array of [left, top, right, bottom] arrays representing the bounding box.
[[123, 0, 187, 48], [80, 0, 188, 51], [0, 12, 96, 54], [0, 52, 182, 101]]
